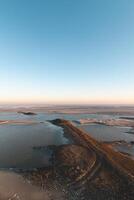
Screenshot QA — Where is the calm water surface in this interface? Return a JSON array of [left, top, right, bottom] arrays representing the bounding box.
[[79, 124, 133, 142], [0, 121, 70, 169]]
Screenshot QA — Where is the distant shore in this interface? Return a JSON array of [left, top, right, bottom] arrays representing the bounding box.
[[0, 105, 134, 115]]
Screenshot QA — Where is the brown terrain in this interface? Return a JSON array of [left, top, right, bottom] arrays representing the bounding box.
[[20, 118, 134, 200]]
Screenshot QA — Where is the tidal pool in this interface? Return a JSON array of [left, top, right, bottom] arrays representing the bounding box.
[[79, 124, 133, 142], [0, 122, 70, 169]]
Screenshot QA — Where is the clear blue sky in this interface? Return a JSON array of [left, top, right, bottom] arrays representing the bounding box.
[[0, 0, 134, 104]]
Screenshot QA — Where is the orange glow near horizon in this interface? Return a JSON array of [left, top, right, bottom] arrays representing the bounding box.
[[0, 95, 134, 105]]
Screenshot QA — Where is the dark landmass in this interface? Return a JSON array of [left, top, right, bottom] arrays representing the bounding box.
[[18, 111, 37, 115], [51, 119, 134, 178], [117, 151, 131, 156], [103, 140, 127, 145], [126, 128, 134, 135], [120, 117, 134, 120], [20, 119, 134, 200]]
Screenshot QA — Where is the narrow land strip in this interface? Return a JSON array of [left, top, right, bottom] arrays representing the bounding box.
[[51, 119, 134, 184]]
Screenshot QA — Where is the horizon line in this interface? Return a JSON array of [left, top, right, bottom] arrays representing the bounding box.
[[0, 102, 134, 107]]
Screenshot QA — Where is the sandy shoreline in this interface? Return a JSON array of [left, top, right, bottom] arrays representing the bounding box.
[[77, 118, 134, 127], [0, 120, 38, 125]]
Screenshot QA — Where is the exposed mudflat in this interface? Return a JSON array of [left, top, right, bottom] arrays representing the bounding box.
[[21, 143, 134, 200], [78, 118, 134, 127], [0, 171, 50, 200], [54, 145, 96, 182]]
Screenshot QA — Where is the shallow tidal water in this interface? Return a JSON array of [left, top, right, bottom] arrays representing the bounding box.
[[0, 112, 133, 169], [79, 124, 133, 142], [0, 121, 69, 169]]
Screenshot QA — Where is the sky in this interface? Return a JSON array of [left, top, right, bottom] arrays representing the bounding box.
[[0, 0, 134, 105]]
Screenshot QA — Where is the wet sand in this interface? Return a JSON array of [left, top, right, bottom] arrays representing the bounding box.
[[0, 120, 38, 125], [78, 118, 134, 127], [0, 171, 50, 200]]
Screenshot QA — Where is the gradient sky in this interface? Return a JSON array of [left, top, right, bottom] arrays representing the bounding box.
[[0, 0, 134, 104]]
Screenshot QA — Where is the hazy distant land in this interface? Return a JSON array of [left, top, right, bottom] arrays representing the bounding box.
[[0, 105, 134, 115]]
